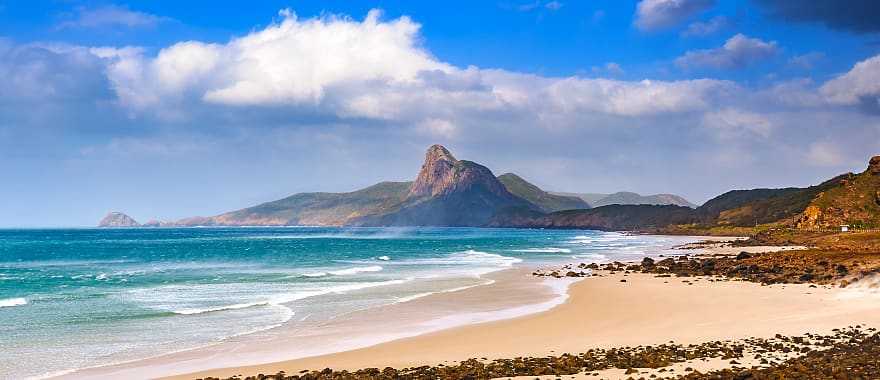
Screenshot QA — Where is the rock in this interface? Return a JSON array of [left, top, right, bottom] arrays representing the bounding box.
[[641, 257, 655, 269], [735, 251, 751, 260], [98, 212, 139, 227], [869, 155, 880, 175]]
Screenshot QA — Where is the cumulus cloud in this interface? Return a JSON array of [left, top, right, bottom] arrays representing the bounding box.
[[676, 34, 778, 69], [100, 9, 740, 124], [821, 54, 880, 112], [681, 16, 730, 37], [105, 9, 449, 114], [634, 0, 715, 31], [0, 42, 114, 104], [755, 0, 880, 34], [57, 5, 167, 29]]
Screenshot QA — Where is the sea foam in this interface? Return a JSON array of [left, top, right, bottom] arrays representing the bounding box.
[[512, 247, 572, 253], [0, 297, 27, 308]]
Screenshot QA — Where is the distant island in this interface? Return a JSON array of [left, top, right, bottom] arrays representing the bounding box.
[[101, 144, 880, 234]]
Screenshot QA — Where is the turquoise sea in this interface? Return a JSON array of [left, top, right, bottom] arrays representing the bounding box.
[[0, 227, 696, 379]]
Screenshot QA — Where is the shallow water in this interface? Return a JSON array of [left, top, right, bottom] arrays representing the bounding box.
[[0, 227, 695, 379]]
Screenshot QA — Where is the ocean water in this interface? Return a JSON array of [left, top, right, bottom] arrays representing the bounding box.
[[0, 227, 696, 379]]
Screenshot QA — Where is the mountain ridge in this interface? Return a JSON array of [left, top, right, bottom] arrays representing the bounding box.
[[99, 146, 880, 233], [497, 173, 590, 213], [552, 191, 696, 208]]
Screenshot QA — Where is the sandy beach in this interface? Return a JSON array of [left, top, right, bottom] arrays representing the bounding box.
[[62, 243, 880, 380]]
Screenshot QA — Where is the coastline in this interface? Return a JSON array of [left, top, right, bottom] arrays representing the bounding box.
[[61, 237, 880, 380], [168, 268, 880, 380], [62, 265, 580, 380]]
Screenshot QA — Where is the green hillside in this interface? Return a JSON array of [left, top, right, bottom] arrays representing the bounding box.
[[497, 173, 590, 212]]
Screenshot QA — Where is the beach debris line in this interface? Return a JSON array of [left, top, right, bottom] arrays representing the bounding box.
[[196, 327, 877, 380]]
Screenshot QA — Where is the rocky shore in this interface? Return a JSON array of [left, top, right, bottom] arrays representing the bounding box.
[[195, 327, 877, 380], [534, 240, 880, 288]]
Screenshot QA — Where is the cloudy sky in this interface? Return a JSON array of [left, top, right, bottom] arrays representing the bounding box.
[[2, 0, 880, 227]]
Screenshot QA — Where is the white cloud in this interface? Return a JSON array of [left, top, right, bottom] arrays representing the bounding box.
[[788, 52, 825, 70], [681, 16, 730, 37], [701, 108, 775, 138], [592, 62, 625, 76], [806, 141, 847, 166], [676, 34, 778, 69], [106, 9, 449, 112], [545, 1, 564, 11], [541, 77, 735, 117], [98, 9, 740, 124], [635, 0, 715, 31], [418, 118, 458, 139], [57, 5, 167, 29], [820, 54, 880, 107]]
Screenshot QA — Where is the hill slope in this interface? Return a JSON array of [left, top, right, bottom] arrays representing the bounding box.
[[499, 156, 879, 231], [795, 156, 880, 229], [554, 191, 696, 208], [181, 181, 412, 226], [497, 173, 590, 212]]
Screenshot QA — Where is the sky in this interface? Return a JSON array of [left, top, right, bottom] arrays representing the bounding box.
[[1, 0, 880, 227]]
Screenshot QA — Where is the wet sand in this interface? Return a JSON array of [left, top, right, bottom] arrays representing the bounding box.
[[65, 268, 573, 379], [165, 267, 880, 379]]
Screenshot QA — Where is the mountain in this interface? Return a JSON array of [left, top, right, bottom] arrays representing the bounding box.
[[497, 173, 590, 212], [103, 146, 880, 231], [176, 181, 411, 226], [490, 204, 698, 230], [98, 212, 139, 227], [121, 145, 540, 227], [795, 156, 880, 229], [499, 155, 880, 231], [351, 145, 537, 226], [695, 176, 846, 227], [553, 191, 696, 208]]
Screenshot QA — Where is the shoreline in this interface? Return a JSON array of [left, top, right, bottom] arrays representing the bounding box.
[[62, 265, 581, 380], [168, 266, 880, 380], [58, 236, 880, 380], [164, 242, 880, 380]]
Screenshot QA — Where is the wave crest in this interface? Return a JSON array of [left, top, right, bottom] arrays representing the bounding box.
[[0, 297, 27, 308]]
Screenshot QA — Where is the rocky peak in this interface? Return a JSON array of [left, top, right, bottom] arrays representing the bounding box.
[[408, 145, 460, 198], [98, 212, 140, 227], [408, 144, 511, 199], [869, 155, 880, 175]]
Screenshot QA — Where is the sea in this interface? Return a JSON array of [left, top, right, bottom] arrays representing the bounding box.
[[0, 227, 699, 379]]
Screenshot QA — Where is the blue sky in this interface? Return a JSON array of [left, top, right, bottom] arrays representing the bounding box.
[[1, 0, 880, 226]]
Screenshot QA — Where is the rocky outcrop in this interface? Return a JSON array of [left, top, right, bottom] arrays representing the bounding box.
[[869, 156, 880, 175], [408, 145, 512, 200], [353, 145, 537, 226], [98, 212, 140, 227], [141, 219, 176, 227], [793, 155, 880, 229]]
